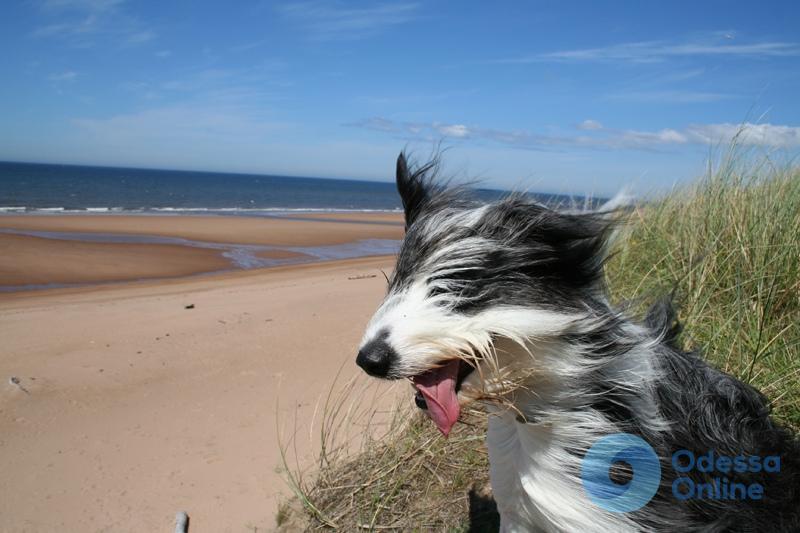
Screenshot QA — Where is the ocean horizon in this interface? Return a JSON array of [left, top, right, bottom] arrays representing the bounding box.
[[0, 160, 596, 215]]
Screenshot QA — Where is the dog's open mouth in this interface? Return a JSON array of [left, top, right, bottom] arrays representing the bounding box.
[[411, 359, 475, 437]]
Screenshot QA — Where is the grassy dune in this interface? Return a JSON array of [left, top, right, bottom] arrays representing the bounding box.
[[279, 154, 800, 531], [609, 151, 800, 430]]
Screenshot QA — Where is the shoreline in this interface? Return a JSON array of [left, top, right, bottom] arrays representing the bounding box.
[[0, 213, 404, 246], [0, 213, 404, 292], [0, 208, 404, 215]]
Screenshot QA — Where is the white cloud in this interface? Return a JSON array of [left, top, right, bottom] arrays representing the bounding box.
[[435, 123, 470, 138], [614, 128, 689, 148], [350, 118, 475, 140], [353, 117, 800, 151], [495, 34, 800, 64], [686, 123, 800, 148], [578, 119, 603, 131], [278, 1, 418, 40]]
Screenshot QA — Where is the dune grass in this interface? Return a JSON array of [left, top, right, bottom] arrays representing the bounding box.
[[278, 151, 800, 530], [607, 148, 800, 429]]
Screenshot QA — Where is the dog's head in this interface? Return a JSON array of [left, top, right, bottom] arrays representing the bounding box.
[[356, 153, 615, 436]]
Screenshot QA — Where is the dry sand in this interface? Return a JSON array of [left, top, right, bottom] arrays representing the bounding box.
[[0, 215, 404, 532]]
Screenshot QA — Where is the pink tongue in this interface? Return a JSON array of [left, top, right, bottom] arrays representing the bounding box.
[[412, 360, 461, 437]]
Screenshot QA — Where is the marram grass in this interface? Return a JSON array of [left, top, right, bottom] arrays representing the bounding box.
[[607, 155, 800, 430]]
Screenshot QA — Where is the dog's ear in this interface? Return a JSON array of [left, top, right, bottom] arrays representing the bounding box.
[[538, 209, 620, 289], [396, 152, 432, 229], [551, 212, 615, 287], [488, 199, 616, 288]]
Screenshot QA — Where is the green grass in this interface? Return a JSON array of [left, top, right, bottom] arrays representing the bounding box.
[[607, 148, 800, 429], [278, 151, 800, 530]]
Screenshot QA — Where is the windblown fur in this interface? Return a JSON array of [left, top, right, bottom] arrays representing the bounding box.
[[356, 153, 800, 532]]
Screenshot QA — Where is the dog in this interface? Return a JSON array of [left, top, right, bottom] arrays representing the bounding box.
[[356, 153, 800, 532]]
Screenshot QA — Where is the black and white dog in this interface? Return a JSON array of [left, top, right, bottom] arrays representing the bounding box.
[[356, 153, 799, 532]]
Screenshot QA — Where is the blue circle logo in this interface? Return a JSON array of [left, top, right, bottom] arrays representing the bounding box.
[[581, 433, 661, 513]]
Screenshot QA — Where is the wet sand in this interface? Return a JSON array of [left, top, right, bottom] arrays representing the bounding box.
[[0, 214, 403, 246], [0, 214, 403, 289], [284, 212, 404, 224], [0, 233, 231, 287]]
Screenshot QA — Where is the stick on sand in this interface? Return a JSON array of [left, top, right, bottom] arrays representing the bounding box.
[[175, 511, 189, 533]]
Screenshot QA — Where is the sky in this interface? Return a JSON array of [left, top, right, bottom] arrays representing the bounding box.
[[1, 0, 799, 195]]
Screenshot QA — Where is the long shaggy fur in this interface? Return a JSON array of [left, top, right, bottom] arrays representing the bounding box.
[[357, 153, 800, 532]]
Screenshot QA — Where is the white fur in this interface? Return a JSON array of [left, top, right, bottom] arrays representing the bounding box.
[[480, 336, 662, 532]]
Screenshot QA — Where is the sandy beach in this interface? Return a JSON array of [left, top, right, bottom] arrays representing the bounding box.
[[0, 214, 404, 289], [0, 214, 404, 532]]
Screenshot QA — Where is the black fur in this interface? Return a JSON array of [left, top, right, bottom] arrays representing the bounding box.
[[393, 153, 615, 314], [644, 311, 800, 532], [579, 300, 800, 531]]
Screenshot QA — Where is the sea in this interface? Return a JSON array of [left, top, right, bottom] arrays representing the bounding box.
[[0, 161, 602, 290], [0, 160, 585, 214]]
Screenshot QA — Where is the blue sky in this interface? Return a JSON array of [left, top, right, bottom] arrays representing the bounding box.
[[1, 0, 799, 195]]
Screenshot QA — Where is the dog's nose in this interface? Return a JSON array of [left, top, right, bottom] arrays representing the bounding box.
[[356, 336, 397, 378]]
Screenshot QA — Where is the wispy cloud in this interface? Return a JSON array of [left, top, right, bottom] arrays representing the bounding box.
[[126, 30, 155, 44], [73, 104, 283, 142], [353, 117, 476, 139], [67, 101, 295, 173], [607, 90, 737, 103], [33, 0, 156, 47], [436, 123, 470, 138], [121, 61, 291, 108], [686, 123, 800, 148], [653, 68, 708, 84], [351, 117, 800, 151], [229, 40, 267, 53], [495, 34, 800, 64], [49, 70, 78, 81], [278, 1, 418, 41], [577, 119, 603, 131], [156, 62, 289, 98], [41, 0, 123, 11]]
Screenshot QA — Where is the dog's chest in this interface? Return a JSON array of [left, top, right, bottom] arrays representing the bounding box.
[[486, 411, 636, 533]]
